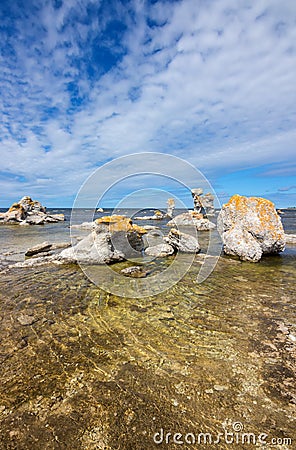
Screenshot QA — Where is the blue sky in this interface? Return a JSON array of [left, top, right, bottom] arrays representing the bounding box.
[[0, 0, 295, 208]]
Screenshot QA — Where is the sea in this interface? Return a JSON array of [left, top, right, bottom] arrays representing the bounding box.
[[0, 208, 295, 449]]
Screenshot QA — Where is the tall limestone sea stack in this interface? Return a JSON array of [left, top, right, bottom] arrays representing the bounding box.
[[191, 189, 215, 216], [166, 198, 175, 218], [218, 194, 285, 262], [0, 196, 65, 225]]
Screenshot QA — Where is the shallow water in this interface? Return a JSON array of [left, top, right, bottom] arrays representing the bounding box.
[[0, 210, 295, 449]]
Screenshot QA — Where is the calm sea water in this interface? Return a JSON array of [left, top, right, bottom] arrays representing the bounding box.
[[0, 209, 295, 449]]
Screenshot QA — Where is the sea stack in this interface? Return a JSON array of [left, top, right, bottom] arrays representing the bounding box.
[[0, 196, 65, 225], [191, 188, 215, 217], [166, 198, 175, 218], [218, 194, 285, 262]]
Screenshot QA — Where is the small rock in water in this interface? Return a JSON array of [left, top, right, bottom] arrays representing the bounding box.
[[205, 389, 214, 394], [120, 266, 148, 278], [25, 241, 52, 256], [278, 323, 289, 334], [213, 385, 228, 391], [285, 233, 296, 244], [17, 314, 38, 326]]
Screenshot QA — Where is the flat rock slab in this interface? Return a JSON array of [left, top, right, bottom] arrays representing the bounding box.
[[25, 241, 52, 256], [285, 234, 296, 244]]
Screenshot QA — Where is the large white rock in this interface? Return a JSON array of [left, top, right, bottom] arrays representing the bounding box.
[[218, 195, 285, 262]]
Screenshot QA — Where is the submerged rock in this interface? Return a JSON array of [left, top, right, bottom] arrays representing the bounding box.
[[218, 195, 285, 262], [0, 196, 65, 225], [120, 266, 149, 278], [165, 228, 200, 253], [17, 314, 38, 326], [167, 211, 215, 230]]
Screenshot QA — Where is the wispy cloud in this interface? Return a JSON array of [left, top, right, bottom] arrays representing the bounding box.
[[0, 0, 295, 206], [278, 185, 296, 192]]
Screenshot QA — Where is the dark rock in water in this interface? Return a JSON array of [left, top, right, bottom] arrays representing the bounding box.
[[218, 195, 285, 262], [31, 251, 54, 258], [165, 228, 200, 253], [120, 266, 149, 278], [0, 196, 65, 225]]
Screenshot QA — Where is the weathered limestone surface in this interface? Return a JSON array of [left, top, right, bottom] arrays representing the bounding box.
[[60, 216, 147, 264], [165, 228, 200, 253], [191, 189, 215, 216], [218, 195, 285, 262]]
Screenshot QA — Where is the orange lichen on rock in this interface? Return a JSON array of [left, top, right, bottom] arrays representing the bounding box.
[[190, 211, 204, 220], [218, 194, 285, 262], [8, 203, 25, 212], [95, 215, 147, 234], [225, 194, 284, 240]]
